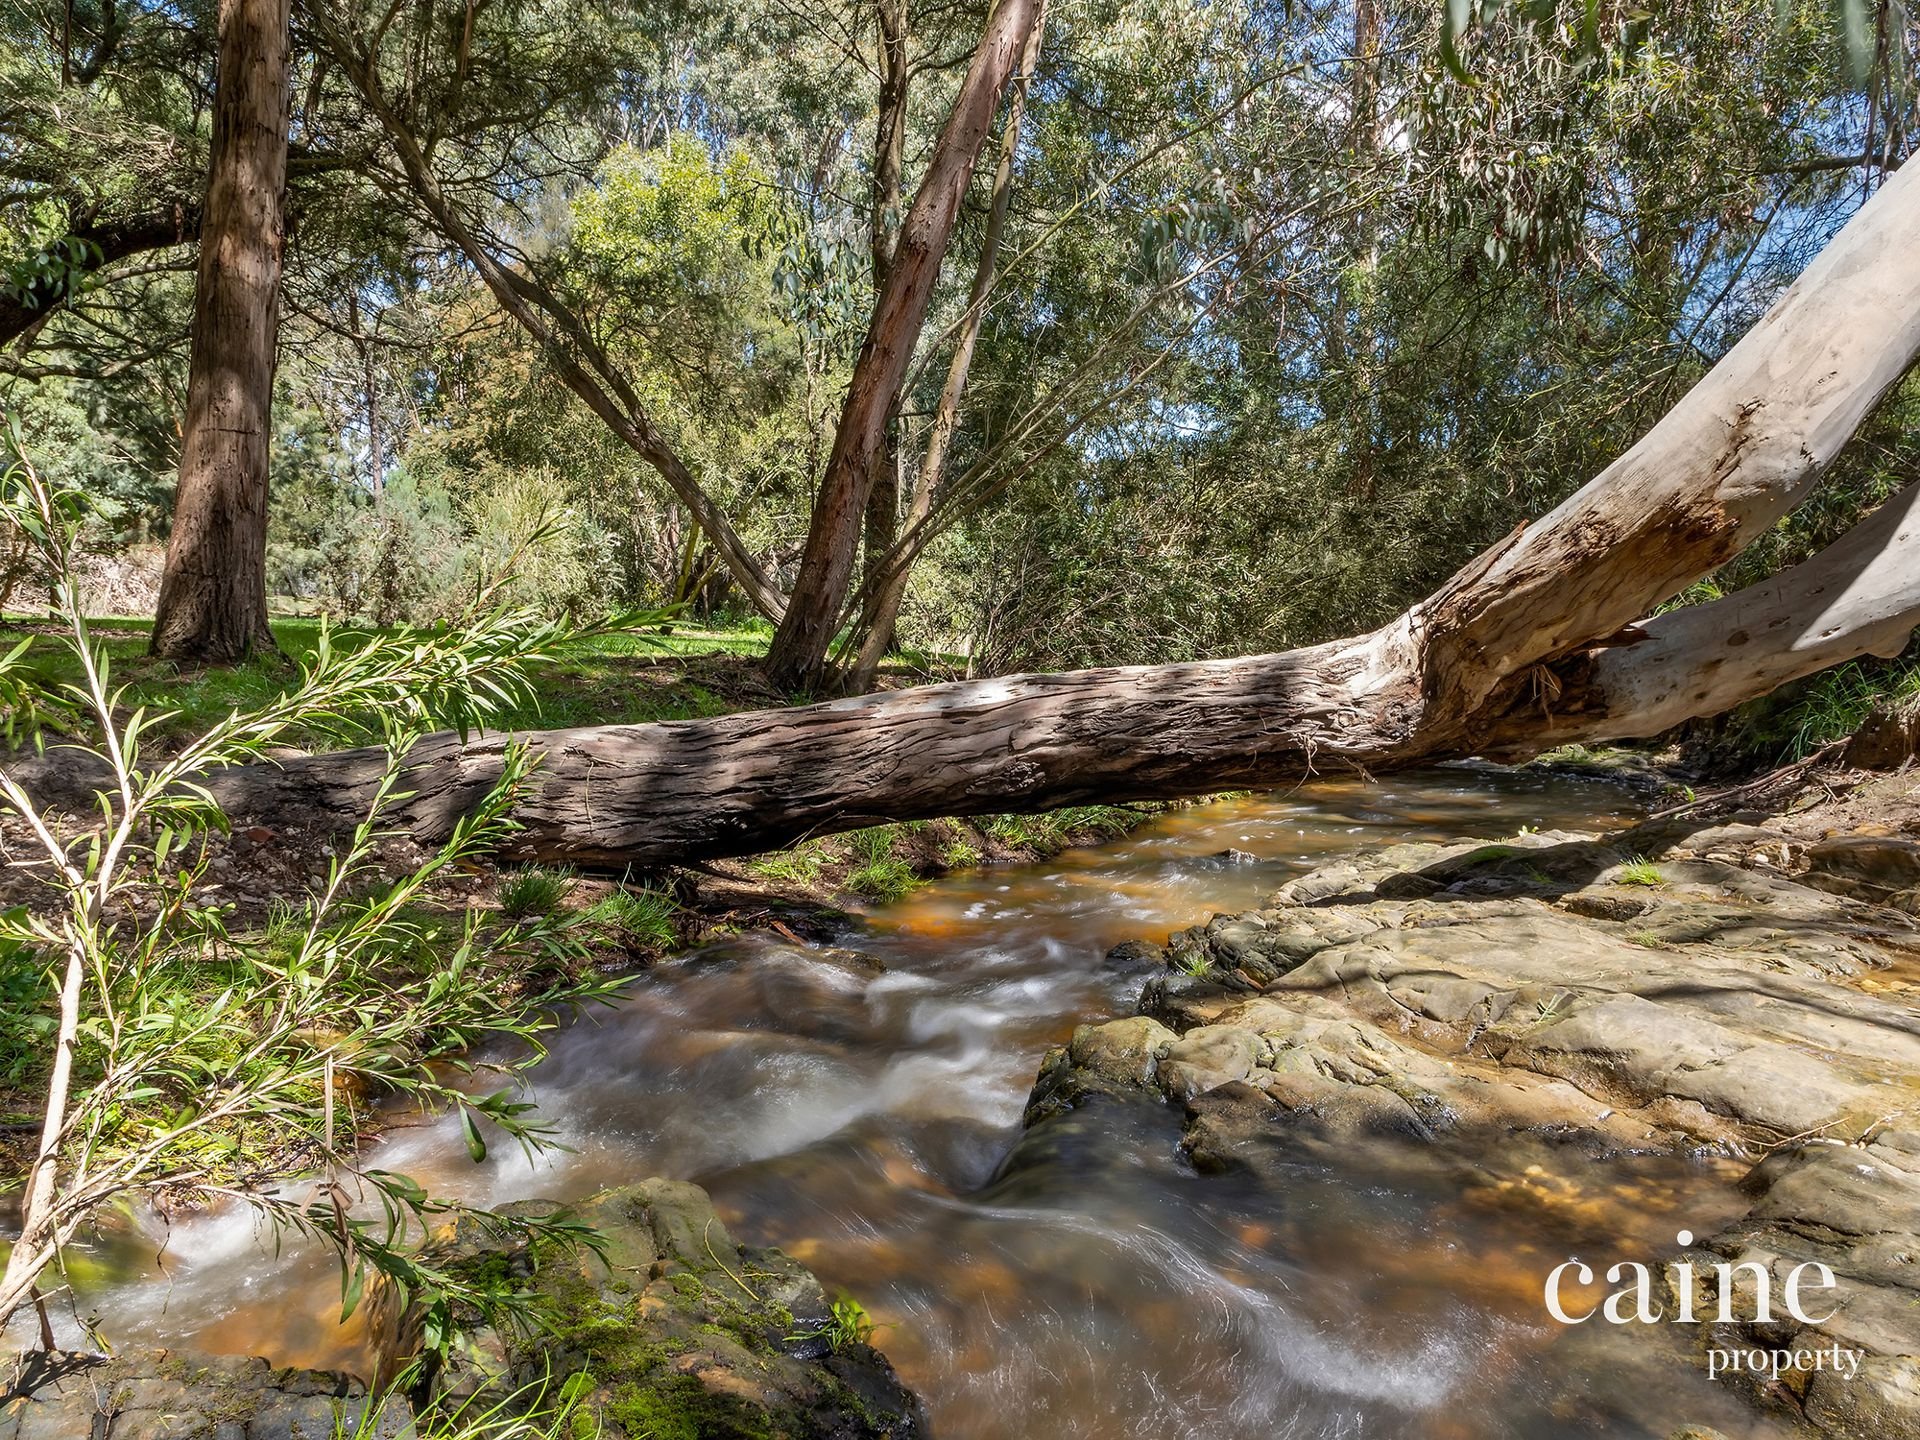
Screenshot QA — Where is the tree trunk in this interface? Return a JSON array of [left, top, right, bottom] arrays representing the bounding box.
[[1501, 478, 1920, 748], [93, 159, 1920, 865], [764, 0, 1044, 692], [849, 0, 1048, 691], [856, 0, 913, 619], [869, 0, 910, 289], [150, 0, 288, 664], [350, 290, 384, 500]]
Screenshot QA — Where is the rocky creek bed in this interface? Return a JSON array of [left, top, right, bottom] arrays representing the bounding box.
[[18, 767, 1920, 1440], [1031, 805, 1920, 1438]]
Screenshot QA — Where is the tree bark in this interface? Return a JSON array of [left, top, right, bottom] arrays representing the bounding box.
[[869, 0, 910, 289], [150, 0, 288, 664], [856, 0, 913, 615], [80, 155, 1920, 865], [849, 0, 1048, 690], [764, 0, 1044, 692], [1494, 479, 1920, 749]]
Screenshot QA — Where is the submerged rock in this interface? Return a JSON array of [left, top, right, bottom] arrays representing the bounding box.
[[1024, 820, 1920, 1439]]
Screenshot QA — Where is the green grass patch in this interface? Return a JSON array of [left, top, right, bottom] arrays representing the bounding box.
[[845, 827, 920, 904], [751, 843, 829, 888], [938, 835, 982, 870], [0, 614, 769, 751], [981, 805, 1146, 857], [580, 887, 679, 951], [1773, 654, 1920, 760], [1615, 856, 1665, 887], [499, 867, 574, 918]]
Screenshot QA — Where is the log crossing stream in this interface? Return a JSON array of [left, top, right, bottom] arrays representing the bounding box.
[[62, 767, 1797, 1438]]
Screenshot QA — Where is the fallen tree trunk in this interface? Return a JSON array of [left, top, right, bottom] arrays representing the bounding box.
[[186, 463, 1920, 865], [1503, 479, 1920, 748], [26, 161, 1920, 864]]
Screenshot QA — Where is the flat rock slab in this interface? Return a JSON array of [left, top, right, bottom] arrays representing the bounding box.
[[1028, 820, 1920, 1439]]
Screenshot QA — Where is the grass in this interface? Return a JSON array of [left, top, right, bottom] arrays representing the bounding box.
[[581, 887, 679, 951], [751, 843, 830, 888], [844, 827, 920, 904], [1771, 653, 1920, 761], [745, 808, 1160, 907], [0, 886, 611, 1175], [823, 1294, 878, 1351], [499, 867, 574, 918], [981, 805, 1143, 856], [0, 612, 769, 751], [338, 1369, 597, 1438], [939, 835, 982, 869], [1615, 856, 1666, 887]]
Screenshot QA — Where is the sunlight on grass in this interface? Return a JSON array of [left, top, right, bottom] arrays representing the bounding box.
[[0, 613, 770, 750]]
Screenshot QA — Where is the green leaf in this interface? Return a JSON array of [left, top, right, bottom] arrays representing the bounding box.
[[1441, 0, 1476, 82], [340, 1262, 367, 1322], [459, 1105, 487, 1163], [1840, 0, 1875, 81]]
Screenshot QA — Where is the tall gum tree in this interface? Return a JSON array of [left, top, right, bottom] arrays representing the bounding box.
[[848, 0, 1049, 692], [150, 0, 290, 663], [138, 159, 1920, 865], [763, 0, 1046, 691]]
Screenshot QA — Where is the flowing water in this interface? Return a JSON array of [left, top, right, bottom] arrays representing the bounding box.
[[51, 767, 1795, 1439]]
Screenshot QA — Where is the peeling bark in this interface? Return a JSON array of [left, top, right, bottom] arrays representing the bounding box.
[[1486, 480, 1920, 749]]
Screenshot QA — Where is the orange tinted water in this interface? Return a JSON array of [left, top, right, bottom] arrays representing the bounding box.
[[52, 768, 1795, 1438]]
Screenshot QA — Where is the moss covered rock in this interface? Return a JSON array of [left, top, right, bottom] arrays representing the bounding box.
[[443, 1179, 925, 1440], [0, 1349, 412, 1440]]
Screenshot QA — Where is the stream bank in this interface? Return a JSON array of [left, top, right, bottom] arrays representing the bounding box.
[[1, 1177, 924, 1440]]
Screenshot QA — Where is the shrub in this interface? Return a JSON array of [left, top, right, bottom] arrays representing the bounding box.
[[0, 442, 617, 1353]]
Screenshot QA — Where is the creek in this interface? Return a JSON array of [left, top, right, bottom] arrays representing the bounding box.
[[66, 767, 1787, 1438]]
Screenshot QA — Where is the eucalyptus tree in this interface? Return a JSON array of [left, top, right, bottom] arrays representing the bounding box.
[[921, 0, 1916, 671]]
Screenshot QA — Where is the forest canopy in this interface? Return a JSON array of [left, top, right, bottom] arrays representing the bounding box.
[[4, 0, 1912, 680]]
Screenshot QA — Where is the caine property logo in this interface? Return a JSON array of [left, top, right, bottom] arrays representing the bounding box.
[[1544, 1229, 1865, 1383]]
